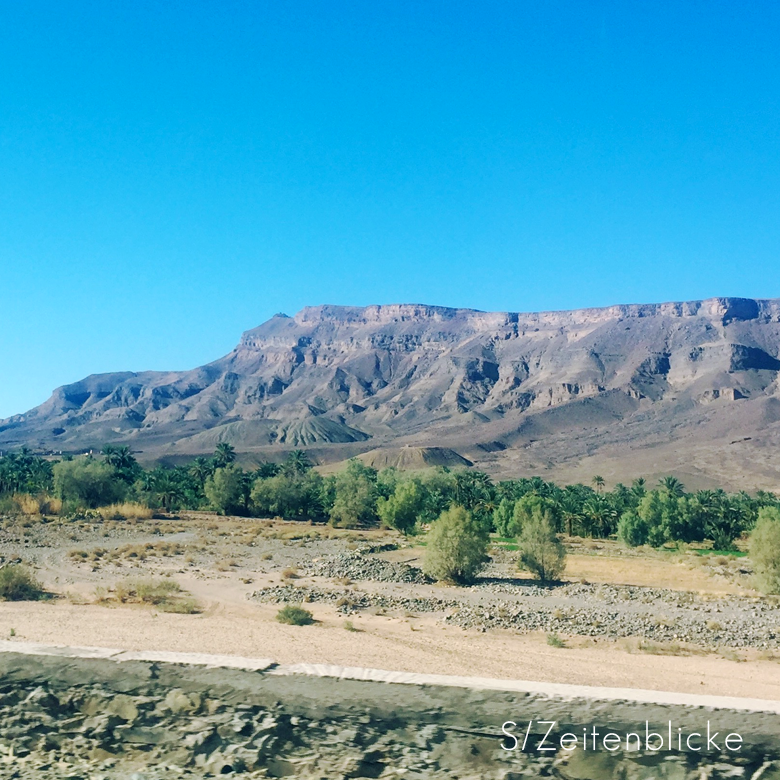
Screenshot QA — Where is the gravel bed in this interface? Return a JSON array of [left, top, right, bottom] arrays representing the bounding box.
[[251, 584, 457, 615], [251, 573, 780, 649]]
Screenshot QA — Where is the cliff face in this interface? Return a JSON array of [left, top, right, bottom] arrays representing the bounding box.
[[4, 297, 780, 487]]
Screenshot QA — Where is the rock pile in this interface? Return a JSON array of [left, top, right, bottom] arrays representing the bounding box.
[[302, 550, 431, 584]]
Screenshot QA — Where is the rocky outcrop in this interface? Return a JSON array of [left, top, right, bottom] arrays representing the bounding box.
[[5, 297, 780, 486]]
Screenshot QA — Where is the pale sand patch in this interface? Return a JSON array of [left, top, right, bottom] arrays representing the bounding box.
[[562, 553, 747, 595], [1, 598, 779, 702]]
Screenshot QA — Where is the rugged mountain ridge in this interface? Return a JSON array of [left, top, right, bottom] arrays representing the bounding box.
[[4, 297, 780, 488]]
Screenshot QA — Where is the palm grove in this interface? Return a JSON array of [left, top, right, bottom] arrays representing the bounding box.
[[2, 445, 780, 592]]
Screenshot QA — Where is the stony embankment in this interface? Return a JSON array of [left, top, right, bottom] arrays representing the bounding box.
[[1, 649, 780, 779], [263, 551, 780, 650]]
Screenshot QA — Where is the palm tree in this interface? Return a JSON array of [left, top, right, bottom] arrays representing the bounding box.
[[591, 475, 606, 494], [214, 443, 236, 468], [694, 489, 718, 511], [189, 457, 214, 491], [559, 490, 582, 537], [582, 496, 606, 537], [454, 470, 494, 511], [102, 445, 138, 483], [282, 450, 313, 476], [152, 470, 184, 512], [256, 461, 280, 479], [659, 475, 685, 497]]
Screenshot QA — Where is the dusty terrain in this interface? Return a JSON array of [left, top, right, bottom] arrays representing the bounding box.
[[6, 297, 780, 490], [2, 513, 780, 703]]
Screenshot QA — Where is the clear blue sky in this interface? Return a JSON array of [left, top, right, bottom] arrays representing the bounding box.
[[2, 1, 780, 418]]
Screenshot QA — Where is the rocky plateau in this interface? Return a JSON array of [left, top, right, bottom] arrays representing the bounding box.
[[5, 297, 780, 488]]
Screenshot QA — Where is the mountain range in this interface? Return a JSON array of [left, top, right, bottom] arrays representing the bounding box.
[[4, 297, 780, 490]]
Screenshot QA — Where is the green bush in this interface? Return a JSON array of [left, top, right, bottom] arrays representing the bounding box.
[[53, 458, 126, 509], [329, 460, 378, 528], [546, 632, 566, 648], [423, 505, 489, 585], [749, 507, 780, 594], [617, 511, 649, 547], [251, 470, 324, 520], [276, 605, 314, 625], [0, 565, 45, 601], [204, 465, 244, 515], [491, 498, 516, 537], [377, 478, 425, 535], [517, 507, 566, 582], [511, 494, 562, 536]]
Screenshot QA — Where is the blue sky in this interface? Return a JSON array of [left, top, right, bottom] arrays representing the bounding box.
[[2, 1, 780, 418]]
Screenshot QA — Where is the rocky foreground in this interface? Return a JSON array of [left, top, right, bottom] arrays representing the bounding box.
[[1, 649, 780, 780]]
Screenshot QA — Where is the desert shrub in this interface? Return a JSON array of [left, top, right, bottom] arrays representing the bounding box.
[[98, 502, 153, 521], [53, 458, 126, 508], [0, 495, 16, 515], [276, 604, 314, 625], [204, 465, 244, 515], [423, 505, 489, 585], [517, 507, 566, 582], [40, 494, 62, 515], [114, 578, 199, 613], [749, 507, 780, 594], [0, 565, 45, 601], [377, 478, 425, 535], [159, 596, 200, 614], [617, 511, 649, 547], [546, 632, 566, 648]]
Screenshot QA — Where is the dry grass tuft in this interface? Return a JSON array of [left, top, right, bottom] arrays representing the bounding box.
[[13, 493, 62, 516], [98, 503, 153, 521], [111, 577, 200, 613], [634, 639, 703, 657]]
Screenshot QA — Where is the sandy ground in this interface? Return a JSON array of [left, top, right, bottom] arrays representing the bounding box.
[[1, 515, 776, 704], [2, 590, 779, 702]]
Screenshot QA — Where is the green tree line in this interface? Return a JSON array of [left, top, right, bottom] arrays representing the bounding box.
[[1, 447, 778, 549]]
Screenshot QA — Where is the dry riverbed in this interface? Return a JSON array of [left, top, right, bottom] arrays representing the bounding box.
[[1, 512, 779, 702]]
